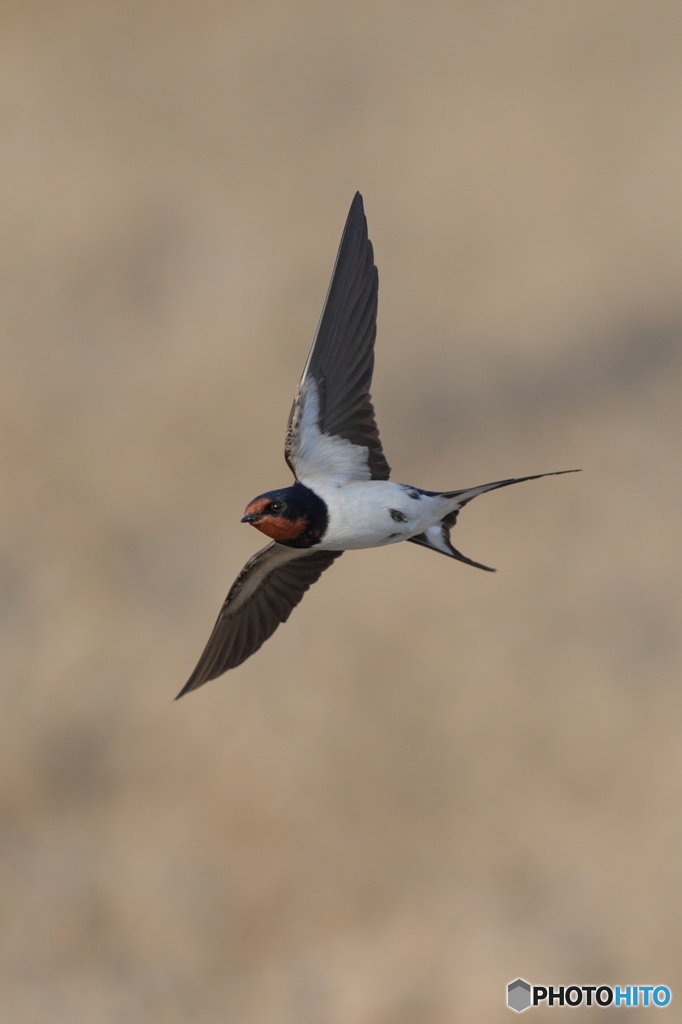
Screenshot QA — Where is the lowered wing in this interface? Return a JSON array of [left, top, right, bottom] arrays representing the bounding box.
[[178, 544, 343, 696]]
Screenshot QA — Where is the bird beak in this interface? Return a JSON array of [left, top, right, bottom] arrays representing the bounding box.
[[241, 513, 262, 524]]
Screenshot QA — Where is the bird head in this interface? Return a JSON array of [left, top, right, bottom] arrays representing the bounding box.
[[241, 483, 327, 547]]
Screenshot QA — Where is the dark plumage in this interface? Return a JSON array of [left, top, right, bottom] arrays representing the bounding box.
[[242, 482, 328, 547], [176, 546, 343, 697], [285, 191, 390, 482]]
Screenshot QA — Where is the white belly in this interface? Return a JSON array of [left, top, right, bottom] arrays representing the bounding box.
[[311, 480, 451, 550]]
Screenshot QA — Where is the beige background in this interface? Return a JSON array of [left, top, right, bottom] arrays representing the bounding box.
[[1, 2, 681, 1021]]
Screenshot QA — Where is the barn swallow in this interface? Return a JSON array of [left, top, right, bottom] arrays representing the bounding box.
[[178, 193, 578, 697]]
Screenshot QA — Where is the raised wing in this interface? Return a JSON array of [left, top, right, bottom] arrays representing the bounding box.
[[177, 544, 343, 697], [285, 192, 391, 485]]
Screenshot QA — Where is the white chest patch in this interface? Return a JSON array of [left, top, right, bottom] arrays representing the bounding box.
[[313, 480, 451, 550]]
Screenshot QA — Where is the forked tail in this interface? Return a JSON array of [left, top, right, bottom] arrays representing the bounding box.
[[440, 468, 581, 506], [408, 469, 580, 571]]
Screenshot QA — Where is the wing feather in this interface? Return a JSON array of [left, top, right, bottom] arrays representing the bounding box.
[[177, 544, 343, 697], [285, 193, 390, 483]]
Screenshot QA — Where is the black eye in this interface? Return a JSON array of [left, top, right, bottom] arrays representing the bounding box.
[[269, 500, 285, 514]]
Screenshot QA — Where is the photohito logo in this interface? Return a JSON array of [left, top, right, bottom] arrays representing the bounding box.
[[507, 979, 672, 1012]]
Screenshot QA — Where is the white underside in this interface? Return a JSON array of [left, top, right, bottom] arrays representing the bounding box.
[[308, 479, 456, 550], [289, 378, 507, 550]]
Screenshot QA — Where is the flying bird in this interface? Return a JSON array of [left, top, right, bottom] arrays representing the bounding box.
[[178, 193, 578, 697]]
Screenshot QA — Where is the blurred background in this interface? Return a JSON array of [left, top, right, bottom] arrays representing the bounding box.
[[1, 1, 681, 1021]]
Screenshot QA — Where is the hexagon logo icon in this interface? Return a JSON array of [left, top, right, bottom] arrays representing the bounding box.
[[507, 978, 532, 1012]]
